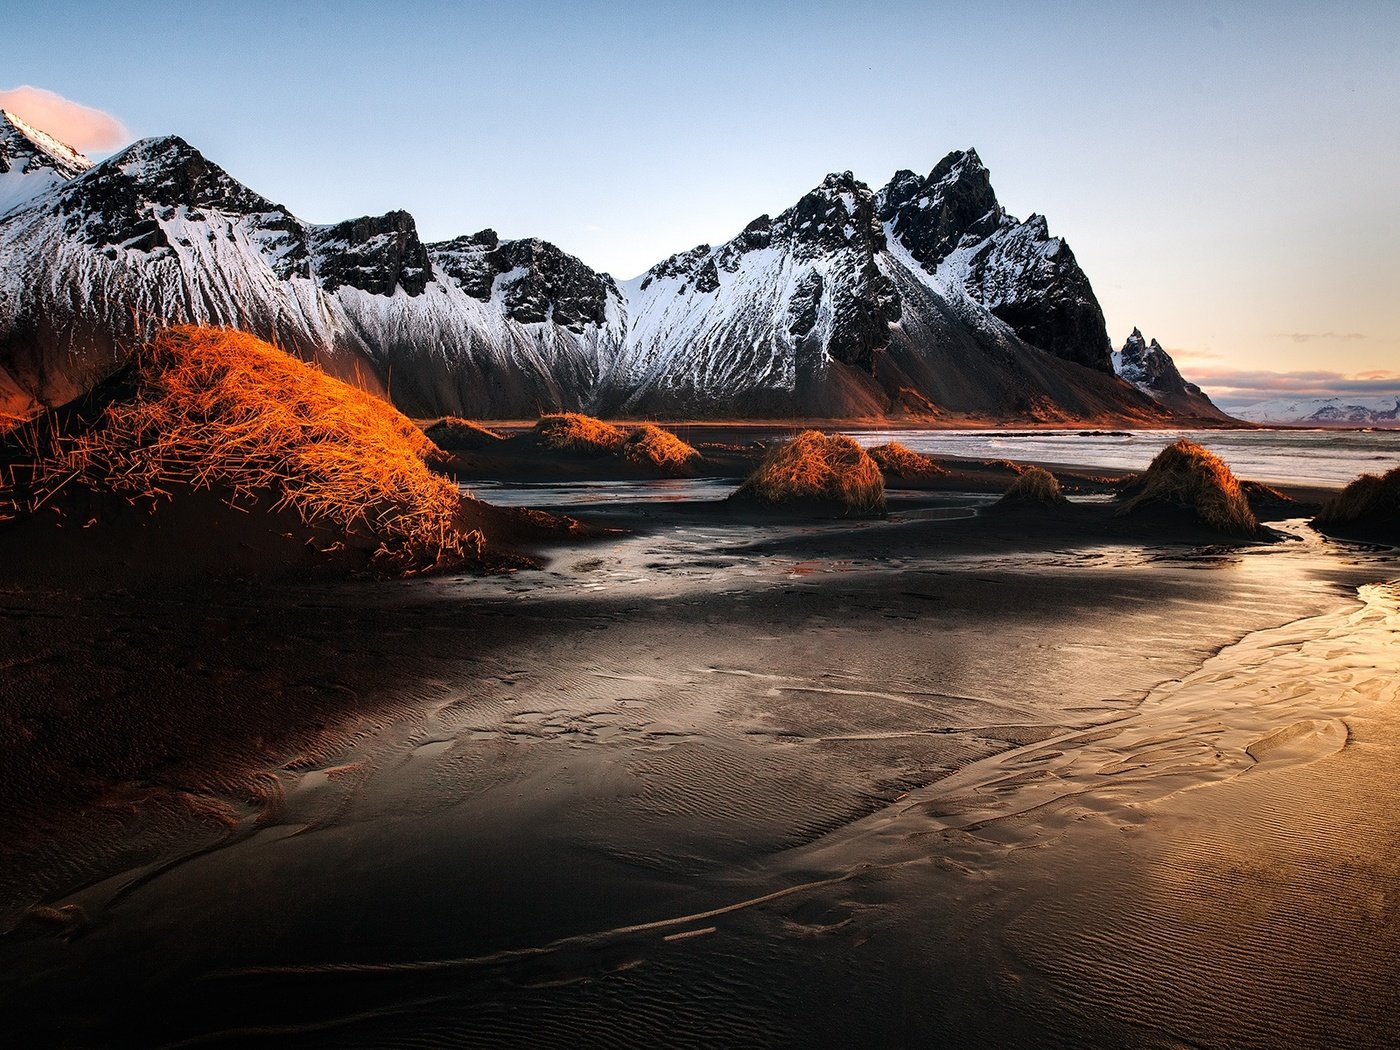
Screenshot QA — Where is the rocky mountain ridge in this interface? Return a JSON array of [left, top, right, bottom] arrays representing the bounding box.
[[0, 113, 1219, 423]]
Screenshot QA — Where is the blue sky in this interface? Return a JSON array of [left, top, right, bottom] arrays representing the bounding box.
[[5, 0, 1398, 406]]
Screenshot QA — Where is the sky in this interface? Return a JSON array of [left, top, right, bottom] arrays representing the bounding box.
[[4, 0, 1397, 409]]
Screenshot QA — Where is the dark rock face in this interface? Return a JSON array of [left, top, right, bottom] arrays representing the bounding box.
[[878, 149, 1002, 267], [769, 173, 902, 370], [788, 271, 824, 338], [311, 211, 432, 297], [963, 216, 1111, 372], [779, 171, 889, 258], [878, 151, 1113, 373], [430, 231, 616, 330]]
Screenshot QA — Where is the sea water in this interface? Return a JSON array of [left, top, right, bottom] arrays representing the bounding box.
[[842, 428, 1400, 488]]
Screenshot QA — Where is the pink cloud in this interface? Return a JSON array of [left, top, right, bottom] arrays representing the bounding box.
[[1184, 366, 1400, 408], [0, 85, 130, 154]]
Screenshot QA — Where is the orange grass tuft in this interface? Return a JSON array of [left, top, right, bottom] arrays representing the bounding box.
[[534, 412, 629, 454], [0, 411, 30, 436], [534, 413, 699, 475], [9, 325, 481, 573], [620, 424, 701, 474], [1315, 466, 1400, 527], [1120, 439, 1258, 534], [423, 416, 504, 451], [734, 430, 885, 515], [998, 465, 1066, 505], [868, 441, 949, 480]]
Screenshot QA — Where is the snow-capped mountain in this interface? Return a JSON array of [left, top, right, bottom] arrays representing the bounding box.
[[600, 151, 1167, 420], [1112, 328, 1232, 421], [0, 132, 624, 417], [1233, 396, 1400, 427], [0, 109, 92, 217], [0, 116, 1213, 424]]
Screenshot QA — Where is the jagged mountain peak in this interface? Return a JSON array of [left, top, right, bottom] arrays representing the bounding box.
[[773, 170, 885, 258], [0, 109, 93, 216], [928, 146, 987, 183], [93, 135, 278, 214], [0, 109, 92, 179], [429, 229, 619, 330], [1112, 328, 1231, 421], [877, 148, 1002, 269]]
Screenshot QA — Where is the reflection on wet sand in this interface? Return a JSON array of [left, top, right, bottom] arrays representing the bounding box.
[[1, 488, 1398, 1048]]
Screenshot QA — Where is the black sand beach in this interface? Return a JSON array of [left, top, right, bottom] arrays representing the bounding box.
[[2, 464, 1398, 1048]]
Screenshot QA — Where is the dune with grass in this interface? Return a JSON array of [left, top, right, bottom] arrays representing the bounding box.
[[0, 326, 499, 577], [531, 413, 700, 475], [731, 430, 885, 516], [1313, 465, 1400, 542], [868, 441, 949, 482], [996, 465, 1068, 507], [423, 417, 504, 452], [1117, 439, 1260, 536]]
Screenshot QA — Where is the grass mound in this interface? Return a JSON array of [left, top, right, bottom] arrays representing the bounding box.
[[424, 417, 503, 451], [868, 441, 949, 481], [1118, 439, 1259, 535], [621, 424, 701, 473], [1314, 466, 1400, 537], [533, 413, 699, 475], [733, 430, 885, 516], [997, 465, 1067, 506], [534, 413, 628, 454], [2, 325, 483, 574]]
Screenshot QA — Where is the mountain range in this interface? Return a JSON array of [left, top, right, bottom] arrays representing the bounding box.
[[0, 110, 1221, 424], [1232, 396, 1400, 427]]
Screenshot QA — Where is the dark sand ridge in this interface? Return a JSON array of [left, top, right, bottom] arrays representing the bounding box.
[[2, 489, 1398, 1047]]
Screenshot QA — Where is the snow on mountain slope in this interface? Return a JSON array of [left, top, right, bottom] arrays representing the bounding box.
[[1112, 328, 1233, 421], [0, 115, 1215, 424], [600, 173, 901, 417], [1234, 396, 1400, 426], [0, 109, 92, 217], [0, 136, 624, 416], [601, 152, 1168, 421], [878, 149, 1112, 373]]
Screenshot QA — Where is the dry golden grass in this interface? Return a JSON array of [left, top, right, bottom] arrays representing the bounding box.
[[534, 412, 628, 454], [1120, 439, 1258, 534], [998, 465, 1066, 505], [621, 424, 701, 474], [0, 411, 30, 436], [534, 413, 699, 475], [10, 325, 481, 573], [423, 416, 504, 451], [1315, 466, 1400, 527], [734, 430, 885, 515], [868, 441, 949, 480]]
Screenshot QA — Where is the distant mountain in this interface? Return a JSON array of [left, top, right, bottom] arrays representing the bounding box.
[[1234, 396, 1400, 427], [0, 115, 1210, 424], [1111, 328, 1233, 422]]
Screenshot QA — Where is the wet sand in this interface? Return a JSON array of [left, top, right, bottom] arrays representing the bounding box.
[[1, 484, 1398, 1047]]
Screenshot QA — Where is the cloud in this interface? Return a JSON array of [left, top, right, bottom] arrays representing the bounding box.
[[1273, 331, 1367, 344], [1187, 366, 1400, 408], [0, 85, 130, 154]]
